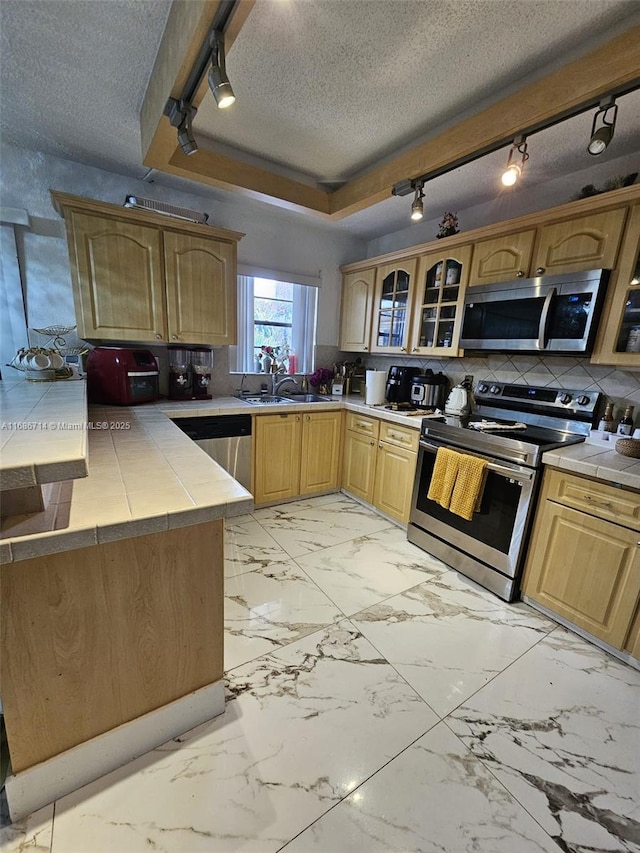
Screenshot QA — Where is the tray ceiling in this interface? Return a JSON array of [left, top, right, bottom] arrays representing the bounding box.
[[1, 0, 639, 239]]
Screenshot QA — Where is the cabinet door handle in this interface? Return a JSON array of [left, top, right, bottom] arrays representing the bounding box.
[[370, 440, 375, 446], [400, 346, 406, 352], [516, 270, 524, 277], [412, 347, 418, 352], [171, 334, 179, 341], [155, 333, 162, 340], [305, 415, 310, 421], [296, 416, 300, 422], [536, 267, 546, 275], [363, 346, 368, 351]]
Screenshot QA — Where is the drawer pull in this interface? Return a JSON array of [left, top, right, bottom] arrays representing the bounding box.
[[583, 495, 614, 511]]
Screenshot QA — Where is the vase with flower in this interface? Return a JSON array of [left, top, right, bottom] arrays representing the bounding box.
[[309, 366, 334, 395]]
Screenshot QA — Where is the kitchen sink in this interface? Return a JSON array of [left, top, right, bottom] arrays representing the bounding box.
[[284, 393, 333, 403], [241, 395, 297, 405]]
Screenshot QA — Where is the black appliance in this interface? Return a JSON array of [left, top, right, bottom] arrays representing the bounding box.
[[410, 370, 449, 410], [386, 366, 421, 405], [460, 269, 609, 354], [408, 382, 602, 601]]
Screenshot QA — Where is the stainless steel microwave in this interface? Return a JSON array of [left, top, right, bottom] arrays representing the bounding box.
[[459, 269, 609, 354]]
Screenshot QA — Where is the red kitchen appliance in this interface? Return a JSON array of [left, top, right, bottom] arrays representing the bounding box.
[[86, 347, 160, 405]]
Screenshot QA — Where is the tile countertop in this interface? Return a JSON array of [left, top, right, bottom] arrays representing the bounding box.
[[0, 375, 88, 489], [542, 438, 640, 491]]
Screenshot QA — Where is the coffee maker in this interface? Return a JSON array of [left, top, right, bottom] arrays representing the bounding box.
[[385, 366, 421, 405]]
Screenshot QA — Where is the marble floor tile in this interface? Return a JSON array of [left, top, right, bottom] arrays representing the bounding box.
[[251, 493, 346, 522], [224, 561, 344, 670], [259, 496, 394, 558], [49, 622, 438, 853], [296, 526, 448, 615], [284, 722, 560, 852], [0, 802, 53, 853], [352, 571, 556, 717], [448, 628, 640, 853], [224, 519, 292, 579]]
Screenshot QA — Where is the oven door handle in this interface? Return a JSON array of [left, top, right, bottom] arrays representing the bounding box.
[[419, 440, 534, 481], [537, 287, 556, 350]]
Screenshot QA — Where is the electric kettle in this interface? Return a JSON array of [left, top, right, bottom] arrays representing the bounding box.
[[444, 375, 474, 417]]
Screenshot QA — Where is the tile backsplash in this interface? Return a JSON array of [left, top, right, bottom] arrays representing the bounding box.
[[155, 344, 639, 424], [346, 352, 640, 420]]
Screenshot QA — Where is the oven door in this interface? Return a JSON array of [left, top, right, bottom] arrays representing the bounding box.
[[409, 438, 537, 578]]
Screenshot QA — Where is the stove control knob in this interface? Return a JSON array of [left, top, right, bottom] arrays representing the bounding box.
[[559, 393, 572, 405], [576, 395, 590, 406], [477, 383, 489, 393], [490, 385, 501, 395]]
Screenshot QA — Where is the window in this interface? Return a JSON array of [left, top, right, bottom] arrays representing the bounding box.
[[230, 273, 318, 373]]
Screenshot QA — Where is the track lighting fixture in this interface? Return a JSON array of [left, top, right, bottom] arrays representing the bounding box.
[[164, 98, 198, 156], [208, 30, 235, 109], [410, 181, 425, 221], [587, 96, 617, 155], [501, 135, 529, 187]]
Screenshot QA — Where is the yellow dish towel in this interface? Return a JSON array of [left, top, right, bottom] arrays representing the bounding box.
[[427, 448, 460, 510], [449, 453, 488, 521]]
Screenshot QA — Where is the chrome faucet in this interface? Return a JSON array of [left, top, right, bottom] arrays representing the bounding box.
[[272, 372, 300, 395]]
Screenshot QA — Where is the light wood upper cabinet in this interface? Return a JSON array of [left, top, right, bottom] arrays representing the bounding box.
[[592, 204, 640, 366], [410, 245, 472, 356], [300, 411, 342, 495], [523, 468, 640, 653], [52, 192, 243, 346], [65, 210, 167, 342], [339, 269, 375, 352], [533, 209, 626, 276], [468, 230, 535, 285], [163, 232, 236, 345], [370, 259, 417, 354]]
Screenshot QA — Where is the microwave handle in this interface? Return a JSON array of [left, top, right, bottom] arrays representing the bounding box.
[[537, 287, 556, 349]]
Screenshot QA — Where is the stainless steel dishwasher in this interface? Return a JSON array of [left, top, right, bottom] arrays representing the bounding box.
[[171, 414, 252, 490]]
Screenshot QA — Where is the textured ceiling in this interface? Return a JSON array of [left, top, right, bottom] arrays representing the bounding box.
[[0, 0, 639, 240], [196, 0, 640, 183]]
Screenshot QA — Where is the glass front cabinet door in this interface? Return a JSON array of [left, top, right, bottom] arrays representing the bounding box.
[[592, 205, 640, 366], [371, 259, 417, 354], [409, 245, 472, 356]]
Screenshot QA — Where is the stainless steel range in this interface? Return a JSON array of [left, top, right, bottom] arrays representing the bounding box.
[[408, 381, 602, 601]]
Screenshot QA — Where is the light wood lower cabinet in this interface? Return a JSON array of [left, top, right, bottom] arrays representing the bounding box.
[[342, 417, 379, 503], [299, 411, 342, 496], [523, 468, 640, 654], [342, 413, 419, 523], [253, 410, 342, 505]]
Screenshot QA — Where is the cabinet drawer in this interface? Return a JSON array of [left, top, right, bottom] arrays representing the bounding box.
[[546, 469, 640, 532], [346, 412, 380, 438], [379, 421, 419, 452]]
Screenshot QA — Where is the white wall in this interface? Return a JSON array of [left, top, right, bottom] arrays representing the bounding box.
[[0, 142, 365, 352]]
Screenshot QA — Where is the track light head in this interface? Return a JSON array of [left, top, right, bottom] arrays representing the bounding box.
[[501, 136, 528, 187], [410, 182, 425, 221], [588, 97, 617, 155], [501, 163, 521, 187], [164, 98, 198, 156], [209, 30, 236, 109]]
